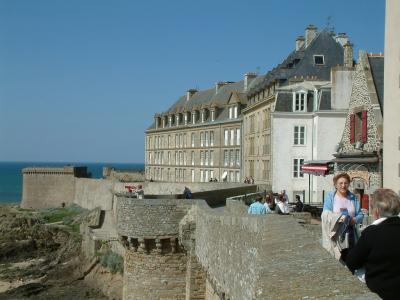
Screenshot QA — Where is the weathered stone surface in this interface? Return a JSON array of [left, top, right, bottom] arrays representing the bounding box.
[[195, 201, 378, 300]]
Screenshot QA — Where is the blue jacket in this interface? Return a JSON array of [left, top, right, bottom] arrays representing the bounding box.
[[248, 202, 266, 215], [323, 190, 364, 224]]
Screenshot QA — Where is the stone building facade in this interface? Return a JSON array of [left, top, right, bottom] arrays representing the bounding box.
[[384, 0, 400, 194], [145, 77, 256, 183], [334, 51, 384, 203], [242, 25, 351, 189]]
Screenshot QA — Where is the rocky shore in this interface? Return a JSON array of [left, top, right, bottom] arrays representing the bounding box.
[[0, 204, 118, 300]]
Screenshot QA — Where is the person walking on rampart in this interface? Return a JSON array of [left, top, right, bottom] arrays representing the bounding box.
[[183, 186, 192, 199], [248, 196, 266, 215]]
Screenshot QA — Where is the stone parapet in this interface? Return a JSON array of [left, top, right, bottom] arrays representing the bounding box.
[[194, 201, 377, 299], [116, 197, 193, 238]]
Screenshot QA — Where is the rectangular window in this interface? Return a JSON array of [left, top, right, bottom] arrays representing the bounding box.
[[183, 151, 187, 165], [294, 126, 306, 145], [230, 150, 234, 166], [205, 170, 209, 182], [168, 152, 171, 165], [294, 93, 306, 112], [234, 106, 238, 118], [175, 152, 178, 165], [236, 171, 240, 183], [224, 130, 229, 146], [205, 131, 209, 147], [236, 129, 240, 145], [211, 110, 215, 121], [230, 129, 234, 146], [210, 131, 214, 146], [314, 55, 325, 65], [229, 171, 234, 182], [236, 149, 240, 166], [210, 170, 214, 180], [210, 150, 214, 166], [200, 132, 204, 147], [179, 151, 183, 165], [175, 134, 178, 148], [229, 107, 233, 119], [191, 133, 195, 147], [205, 151, 209, 166], [183, 133, 187, 148], [293, 158, 304, 178], [176, 115, 179, 126], [191, 169, 195, 182], [191, 151, 195, 166], [200, 151, 204, 166], [192, 113, 196, 125], [200, 169, 204, 182], [224, 150, 228, 166]]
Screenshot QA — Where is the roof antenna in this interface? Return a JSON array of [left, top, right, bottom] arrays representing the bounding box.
[[326, 16, 335, 33]]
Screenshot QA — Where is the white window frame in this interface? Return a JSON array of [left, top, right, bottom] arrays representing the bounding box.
[[210, 150, 214, 166], [191, 151, 195, 166], [236, 128, 240, 145], [293, 91, 307, 112], [192, 112, 196, 124], [211, 110, 215, 122], [234, 106, 238, 118], [205, 131, 209, 147], [229, 107, 233, 119], [191, 169, 195, 182], [293, 158, 305, 178], [313, 54, 325, 65], [224, 130, 229, 146], [230, 129, 234, 146], [200, 132, 204, 147], [294, 125, 306, 145], [210, 131, 214, 146], [191, 133, 195, 147]]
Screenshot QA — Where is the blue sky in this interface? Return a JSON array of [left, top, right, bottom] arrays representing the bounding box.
[[0, 0, 385, 163]]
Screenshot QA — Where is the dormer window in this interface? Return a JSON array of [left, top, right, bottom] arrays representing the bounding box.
[[229, 105, 238, 119], [293, 91, 307, 112], [314, 55, 325, 65], [211, 109, 215, 122], [184, 113, 188, 125], [201, 109, 206, 123], [192, 111, 196, 125], [162, 117, 166, 128], [175, 114, 180, 126], [168, 115, 173, 127]]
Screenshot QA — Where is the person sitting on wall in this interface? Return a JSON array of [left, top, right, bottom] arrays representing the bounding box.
[[263, 195, 273, 214], [248, 196, 266, 215], [209, 178, 213, 182], [183, 186, 192, 199], [275, 192, 289, 214], [250, 176, 255, 184], [346, 189, 400, 299], [295, 195, 304, 212], [244, 177, 249, 184], [136, 185, 144, 199], [213, 178, 218, 182]]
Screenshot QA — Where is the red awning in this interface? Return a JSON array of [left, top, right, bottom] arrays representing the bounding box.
[[301, 161, 333, 176]]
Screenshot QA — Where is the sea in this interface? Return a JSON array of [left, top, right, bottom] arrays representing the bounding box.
[[0, 161, 145, 204]]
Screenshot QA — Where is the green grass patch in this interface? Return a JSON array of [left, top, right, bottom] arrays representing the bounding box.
[[99, 250, 123, 274]]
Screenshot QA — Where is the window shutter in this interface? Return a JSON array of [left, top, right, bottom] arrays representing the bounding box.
[[350, 113, 355, 143], [361, 111, 368, 143]]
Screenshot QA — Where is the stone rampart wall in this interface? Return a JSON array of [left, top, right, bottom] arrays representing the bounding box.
[[116, 197, 192, 238], [123, 246, 187, 300], [74, 178, 114, 210], [143, 182, 255, 195], [195, 202, 376, 299], [21, 170, 76, 209]]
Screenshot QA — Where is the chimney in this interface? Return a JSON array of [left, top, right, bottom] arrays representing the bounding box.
[[186, 89, 197, 101], [295, 36, 305, 51], [244, 72, 257, 92], [343, 41, 354, 68], [305, 25, 317, 48], [335, 33, 349, 47]]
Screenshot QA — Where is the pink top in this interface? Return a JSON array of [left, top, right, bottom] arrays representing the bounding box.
[[333, 194, 355, 217]]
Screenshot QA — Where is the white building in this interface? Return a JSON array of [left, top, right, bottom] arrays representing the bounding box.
[[271, 68, 353, 203], [383, 0, 400, 194]]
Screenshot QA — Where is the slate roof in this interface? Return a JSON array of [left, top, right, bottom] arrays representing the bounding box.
[[274, 81, 331, 112], [247, 30, 344, 96], [368, 56, 384, 111], [147, 81, 245, 130]]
